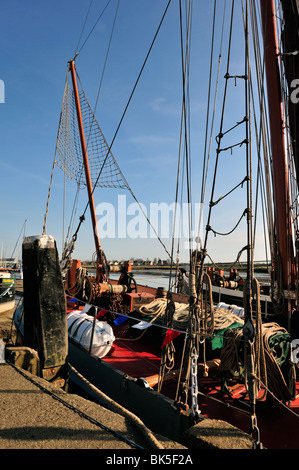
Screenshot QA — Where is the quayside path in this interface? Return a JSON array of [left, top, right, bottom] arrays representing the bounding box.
[[0, 361, 185, 450], [0, 279, 254, 451], [0, 280, 185, 451]]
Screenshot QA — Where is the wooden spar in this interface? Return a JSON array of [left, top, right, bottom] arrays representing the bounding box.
[[259, 0, 296, 299], [69, 60, 105, 283]]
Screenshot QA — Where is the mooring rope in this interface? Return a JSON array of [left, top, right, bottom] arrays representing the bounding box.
[[69, 364, 164, 449]]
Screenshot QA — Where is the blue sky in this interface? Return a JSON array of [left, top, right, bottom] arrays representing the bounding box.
[[0, 0, 268, 265]]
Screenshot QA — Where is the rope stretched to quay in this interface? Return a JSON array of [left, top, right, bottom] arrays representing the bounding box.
[[69, 364, 165, 449]]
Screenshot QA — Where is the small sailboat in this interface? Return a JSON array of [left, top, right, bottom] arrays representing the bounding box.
[[0, 272, 15, 315], [14, 0, 299, 449]]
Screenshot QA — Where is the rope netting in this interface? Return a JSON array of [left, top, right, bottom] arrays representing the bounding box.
[[55, 69, 128, 190]]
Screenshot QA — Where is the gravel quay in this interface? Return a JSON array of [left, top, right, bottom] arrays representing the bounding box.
[[0, 281, 253, 452], [0, 362, 186, 450], [0, 293, 186, 451]]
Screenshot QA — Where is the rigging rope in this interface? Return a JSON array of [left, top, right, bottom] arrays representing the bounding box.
[[65, 0, 174, 261], [157, 0, 199, 400], [61, 1, 119, 256], [158, 0, 194, 392], [201, 0, 218, 206], [91, 0, 120, 121], [207, 208, 248, 237], [74, 0, 94, 54], [210, 176, 249, 207], [179, 0, 193, 263], [69, 364, 164, 449], [168, 0, 193, 293], [248, 0, 275, 270], [44, 1, 174, 264], [196, 0, 236, 290], [200, 0, 227, 212], [75, 0, 113, 55]]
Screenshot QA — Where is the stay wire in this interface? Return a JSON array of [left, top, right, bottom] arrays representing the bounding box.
[[179, 0, 193, 263], [168, 0, 193, 294], [64, 183, 80, 248], [210, 175, 249, 207], [197, 0, 227, 257], [75, 0, 94, 54], [92, 0, 120, 120], [160, 0, 193, 392], [43, 72, 70, 236], [76, 0, 113, 55], [10, 220, 27, 260], [198, 0, 236, 283], [249, 0, 275, 259], [70, 0, 120, 195], [80, 0, 120, 165], [201, 0, 227, 206], [249, 72, 270, 264], [200, 0, 217, 205]]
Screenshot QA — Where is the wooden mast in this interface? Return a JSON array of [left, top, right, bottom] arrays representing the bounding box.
[[69, 59, 106, 283], [260, 0, 296, 315]]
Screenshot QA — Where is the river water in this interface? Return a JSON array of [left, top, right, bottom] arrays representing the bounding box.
[[109, 270, 176, 290], [106, 269, 270, 292]]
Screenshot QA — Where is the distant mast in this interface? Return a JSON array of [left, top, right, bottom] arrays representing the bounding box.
[[260, 0, 296, 316]]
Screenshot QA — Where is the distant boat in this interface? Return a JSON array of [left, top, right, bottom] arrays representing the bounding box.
[[0, 266, 23, 280], [0, 272, 15, 314]]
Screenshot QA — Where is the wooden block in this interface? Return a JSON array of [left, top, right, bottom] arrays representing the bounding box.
[[5, 346, 40, 376]]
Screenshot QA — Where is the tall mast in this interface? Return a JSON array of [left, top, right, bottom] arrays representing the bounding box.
[[69, 59, 106, 283], [260, 0, 296, 313]]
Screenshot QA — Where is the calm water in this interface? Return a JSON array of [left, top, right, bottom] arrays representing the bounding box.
[[102, 269, 270, 292], [109, 270, 176, 290]]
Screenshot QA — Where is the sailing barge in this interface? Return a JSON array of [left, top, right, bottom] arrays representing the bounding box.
[[12, 0, 299, 449]]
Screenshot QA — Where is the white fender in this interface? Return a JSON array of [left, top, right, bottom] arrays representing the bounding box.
[[67, 310, 115, 358]]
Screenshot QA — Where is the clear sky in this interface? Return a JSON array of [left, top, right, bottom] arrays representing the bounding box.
[[0, 0, 269, 265]]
